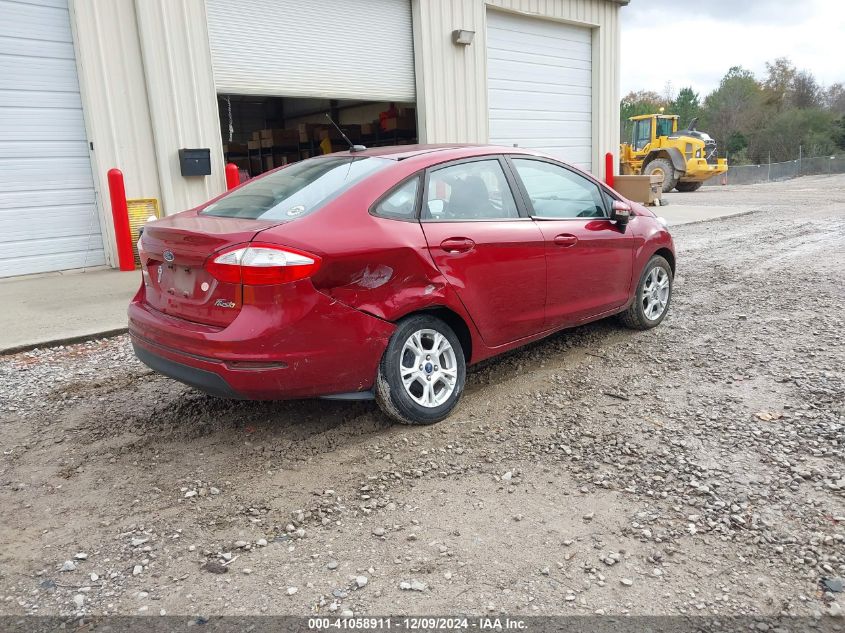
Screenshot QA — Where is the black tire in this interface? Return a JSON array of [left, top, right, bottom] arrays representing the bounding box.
[[675, 181, 703, 192], [375, 315, 466, 425], [643, 158, 678, 193], [619, 255, 673, 330]]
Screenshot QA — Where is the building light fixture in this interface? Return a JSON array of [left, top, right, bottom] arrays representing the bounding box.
[[452, 29, 475, 45]]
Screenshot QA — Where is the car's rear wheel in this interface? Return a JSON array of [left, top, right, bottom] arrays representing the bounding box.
[[375, 315, 466, 425], [619, 255, 673, 330]]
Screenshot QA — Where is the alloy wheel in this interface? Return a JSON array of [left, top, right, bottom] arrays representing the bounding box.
[[641, 266, 670, 320], [399, 329, 458, 408]]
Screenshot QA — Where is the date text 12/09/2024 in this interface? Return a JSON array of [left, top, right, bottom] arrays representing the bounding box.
[[308, 617, 527, 630]]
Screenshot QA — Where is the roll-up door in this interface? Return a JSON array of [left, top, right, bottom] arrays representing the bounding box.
[[205, 0, 415, 102], [0, 0, 105, 277], [487, 10, 593, 172]]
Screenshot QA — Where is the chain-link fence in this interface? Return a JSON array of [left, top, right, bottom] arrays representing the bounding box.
[[704, 154, 845, 185]]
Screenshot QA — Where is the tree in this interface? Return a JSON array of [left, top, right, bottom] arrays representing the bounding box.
[[826, 84, 845, 150], [833, 117, 845, 152], [825, 83, 845, 115], [763, 57, 796, 111], [672, 87, 701, 129], [791, 70, 822, 109], [763, 58, 822, 110], [750, 108, 837, 162], [726, 132, 748, 155], [702, 66, 765, 158]]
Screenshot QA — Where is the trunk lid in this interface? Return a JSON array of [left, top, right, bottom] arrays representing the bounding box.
[[140, 211, 280, 327]]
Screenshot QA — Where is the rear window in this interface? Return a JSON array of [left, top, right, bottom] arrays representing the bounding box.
[[202, 156, 391, 220]]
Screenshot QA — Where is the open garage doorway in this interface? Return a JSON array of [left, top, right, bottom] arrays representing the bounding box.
[[218, 95, 417, 179]]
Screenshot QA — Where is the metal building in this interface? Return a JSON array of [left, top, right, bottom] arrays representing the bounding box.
[[0, 0, 627, 277]]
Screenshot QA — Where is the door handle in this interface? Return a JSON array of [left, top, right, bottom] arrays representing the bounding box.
[[553, 234, 578, 247], [440, 237, 475, 253]]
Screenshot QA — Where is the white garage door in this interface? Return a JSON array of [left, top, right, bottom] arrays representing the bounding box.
[[487, 10, 593, 172], [0, 0, 105, 278], [206, 0, 415, 101]]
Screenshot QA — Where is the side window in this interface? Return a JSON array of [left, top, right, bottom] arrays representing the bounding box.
[[601, 187, 617, 212], [633, 119, 651, 150], [423, 159, 519, 221], [511, 159, 606, 219], [655, 117, 673, 137], [372, 176, 419, 220]]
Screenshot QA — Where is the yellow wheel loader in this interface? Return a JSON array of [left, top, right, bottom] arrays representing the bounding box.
[[620, 114, 728, 192]]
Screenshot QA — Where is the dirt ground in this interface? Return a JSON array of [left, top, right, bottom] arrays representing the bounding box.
[[1, 176, 843, 619]]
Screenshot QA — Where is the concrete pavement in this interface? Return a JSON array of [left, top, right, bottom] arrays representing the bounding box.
[[0, 267, 139, 354], [654, 180, 775, 225], [657, 202, 753, 226], [0, 189, 757, 355]]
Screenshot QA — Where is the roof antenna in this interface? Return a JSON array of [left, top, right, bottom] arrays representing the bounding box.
[[325, 113, 366, 152]]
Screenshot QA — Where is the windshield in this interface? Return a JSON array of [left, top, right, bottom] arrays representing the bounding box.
[[202, 156, 391, 220], [656, 117, 674, 137]]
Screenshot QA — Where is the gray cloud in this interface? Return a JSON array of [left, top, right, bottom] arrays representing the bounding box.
[[620, 0, 843, 95], [623, 0, 818, 27]]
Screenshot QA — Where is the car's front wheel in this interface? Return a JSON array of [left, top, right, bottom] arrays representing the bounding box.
[[619, 255, 673, 329], [375, 315, 466, 425]]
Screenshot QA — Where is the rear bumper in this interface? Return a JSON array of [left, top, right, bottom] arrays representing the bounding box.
[[128, 281, 396, 400], [133, 340, 243, 399]]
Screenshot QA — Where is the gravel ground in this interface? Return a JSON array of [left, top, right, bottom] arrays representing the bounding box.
[[0, 176, 843, 619]]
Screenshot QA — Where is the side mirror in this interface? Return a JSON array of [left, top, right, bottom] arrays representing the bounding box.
[[611, 200, 632, 232]]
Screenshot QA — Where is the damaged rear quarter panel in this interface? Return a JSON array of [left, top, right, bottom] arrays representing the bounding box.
[[311, 217, 452, 322]]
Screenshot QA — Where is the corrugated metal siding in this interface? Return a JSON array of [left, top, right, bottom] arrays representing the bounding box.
[[412, 0, 487, 143], [413, 0, 621, 178], [206, 0, 415, 102], [0, 0, 105, 277], [486, 10, 593, 170], [134, 0, 225, 215], [70, 0, 162, 265]]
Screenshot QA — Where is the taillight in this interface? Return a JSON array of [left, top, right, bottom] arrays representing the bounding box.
[[205, 243, 321, 285], [137, 236, 149, 267]]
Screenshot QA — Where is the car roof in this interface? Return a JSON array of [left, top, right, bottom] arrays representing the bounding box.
[[320, 143, 607, 187], [327, 144, 541, 161]]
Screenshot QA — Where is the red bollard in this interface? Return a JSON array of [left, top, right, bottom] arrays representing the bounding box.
[[107, 168, 135, 271], [225, 162, 240, 190], [604, 152, 614, 188]]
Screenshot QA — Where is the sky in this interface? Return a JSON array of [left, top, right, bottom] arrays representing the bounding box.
[[620, 0, 845, 98]]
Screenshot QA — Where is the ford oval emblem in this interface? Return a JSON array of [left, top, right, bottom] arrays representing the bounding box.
[[163, 250, 175, 263]]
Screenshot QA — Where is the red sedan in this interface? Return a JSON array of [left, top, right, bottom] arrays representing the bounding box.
[[130, 145, 674, 424]]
